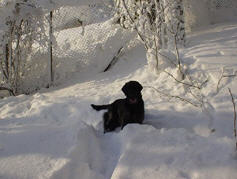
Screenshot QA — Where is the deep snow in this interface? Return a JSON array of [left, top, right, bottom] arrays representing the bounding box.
[[0, 19, 237, 179]]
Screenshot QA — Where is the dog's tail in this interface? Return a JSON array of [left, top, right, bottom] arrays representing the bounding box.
[[91, 104, 110, 111]]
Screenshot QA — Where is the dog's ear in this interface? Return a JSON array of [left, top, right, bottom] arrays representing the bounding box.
[[136, 82, 143, 92], [122, 83, 129, 95]]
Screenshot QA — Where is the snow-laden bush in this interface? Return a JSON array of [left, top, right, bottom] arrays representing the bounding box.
[[114, 0, 185, 73], [0, 0, 47, 94], [0, 0, 113, 95]]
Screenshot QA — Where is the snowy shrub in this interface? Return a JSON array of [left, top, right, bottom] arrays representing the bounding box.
[[0, 0, 115, 95], [113, 0, 185, 73], [0, 0, 47, 94]]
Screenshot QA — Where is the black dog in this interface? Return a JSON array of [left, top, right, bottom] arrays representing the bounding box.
[[91, 81, 144, 133]]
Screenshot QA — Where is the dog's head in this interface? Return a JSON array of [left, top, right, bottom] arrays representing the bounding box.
[[122, 81, 143, 104]]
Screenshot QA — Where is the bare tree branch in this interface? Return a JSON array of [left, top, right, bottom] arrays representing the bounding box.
[[163, 70, 201, 89], [121, 0, 149, 50], [144, 85, 201, 108], [228, 88, 237, 150], [217, 69, 237, 93]]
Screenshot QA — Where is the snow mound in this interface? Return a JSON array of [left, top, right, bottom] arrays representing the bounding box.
[[112, 125, 236, 179]]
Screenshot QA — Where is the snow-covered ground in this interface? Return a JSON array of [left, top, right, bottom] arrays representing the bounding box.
[[0, 19, 237, 179]]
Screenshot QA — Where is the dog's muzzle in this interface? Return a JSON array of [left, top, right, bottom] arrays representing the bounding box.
[[129, 98, 137, 104]]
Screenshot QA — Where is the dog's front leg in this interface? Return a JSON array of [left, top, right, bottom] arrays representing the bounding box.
[[120, 111, 130, 130], [103, 112, 112, 133], [135, 111, 144, 124]]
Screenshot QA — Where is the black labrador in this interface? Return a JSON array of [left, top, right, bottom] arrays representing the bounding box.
[[91, 81, 144, 133]]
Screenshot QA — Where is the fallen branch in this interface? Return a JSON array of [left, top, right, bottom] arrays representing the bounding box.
[[228, 88, 237, 150], [103, 47, 123, 72]]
